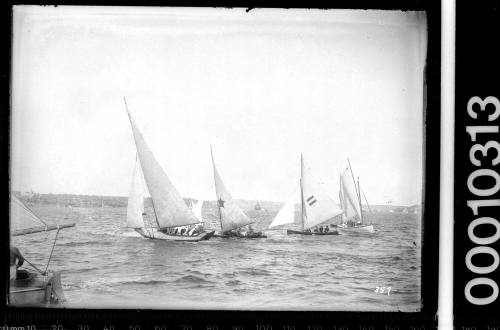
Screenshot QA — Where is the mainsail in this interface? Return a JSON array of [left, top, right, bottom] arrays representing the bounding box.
[[126, 156, 146, 229], [192, 200, 204, 223], [210, 147, 253, 233], [10, 195, 75, 236], [126, 105, 200, 229], [300, 155, 343, 230], [269, 187, 298, 228], [340, 163, 362, 222]]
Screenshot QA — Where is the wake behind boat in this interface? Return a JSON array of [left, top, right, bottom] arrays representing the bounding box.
[[125, 99, 214, 241], [268, 154, 341, 236], [210, 147, 266, 239], [338, 160, 374, 234], [9, 194, 75, 306]]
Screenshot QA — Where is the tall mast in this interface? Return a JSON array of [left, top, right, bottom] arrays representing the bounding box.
[[124, 97, 161, 229], [210, 145, 224, 234], [300, 154, 306, 232], [339, 172, 344, 224], [347, 158, 362, 221], [357, 176, 364, 224], [361, 187, 372, 225]]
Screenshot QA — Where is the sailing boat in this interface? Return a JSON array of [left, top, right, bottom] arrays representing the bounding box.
[[338, 160, 374, 233], [125, 100, 214, 241], [9, 194, 75, 306], [269, 155, 342, 235], [210, 147, 266, 238]]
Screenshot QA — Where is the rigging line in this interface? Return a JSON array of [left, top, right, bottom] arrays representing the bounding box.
[[300, 154, 306, 232], [22, 257, 45, 275], [12, 211, 46, 227], [361, 188, 373, 213], [346, 158, 361, 200], [12, 198, 48, 226], [21, 265, 39, 273], [356, 177, 364, 224], [347, 158, 362, 218], [44, 227, 61, 274], [361, 188, 373, 225], [210, 146, 224, 234]]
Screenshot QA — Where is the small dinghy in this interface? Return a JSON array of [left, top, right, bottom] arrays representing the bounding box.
[[125, 99, 214, 241], [268, 154, 342, 235]]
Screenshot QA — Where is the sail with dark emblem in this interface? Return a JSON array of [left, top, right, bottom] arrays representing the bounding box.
[[210, 147, 253, 233]]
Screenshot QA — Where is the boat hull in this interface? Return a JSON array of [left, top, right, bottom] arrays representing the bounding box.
[[9, 271, 65, 307], [136, 228, 215, 241], [215, 232, 267, 239], [338, 224, 374, 233], [286, 229, 339, 236]]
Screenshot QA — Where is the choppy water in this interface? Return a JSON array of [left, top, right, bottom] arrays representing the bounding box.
[[11, 204, 421, 311]]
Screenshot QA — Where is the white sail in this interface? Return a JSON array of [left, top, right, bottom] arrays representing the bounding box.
[[211, 147, 253, 233], [338, 179, 347, 222], [192, 200, 204, 223], [269, 187, 298, 228], [127, 157, 146, 229], [127, 109, 200, 229], [301, 156, 343, 230], [10, 194, 75, 236], [340, 164, 362, 221]]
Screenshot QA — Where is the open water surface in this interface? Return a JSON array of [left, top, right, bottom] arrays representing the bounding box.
[[11, 204, 421, 311]]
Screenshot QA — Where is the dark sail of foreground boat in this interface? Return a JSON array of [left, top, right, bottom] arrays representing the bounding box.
[[269, 154, 342, 235], [9, 194, 75, 306], [338, 160, 374, 233], [124, 99, 214, 241], [210, 147, 266, 238]]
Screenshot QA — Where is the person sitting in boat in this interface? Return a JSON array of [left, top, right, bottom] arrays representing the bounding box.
[[319, 226, 324, 233], [192, 223, 203, 236], [10, 246, 24, 280], [241, 224, 255, 237], [188, 225, 200, 236], [324, 226, 329, 232]]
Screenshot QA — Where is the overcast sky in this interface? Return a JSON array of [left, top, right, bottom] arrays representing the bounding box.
[[11, 6, 427, 205]]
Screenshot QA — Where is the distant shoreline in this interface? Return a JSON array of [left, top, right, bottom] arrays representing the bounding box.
[[12, 191, 420, 214]]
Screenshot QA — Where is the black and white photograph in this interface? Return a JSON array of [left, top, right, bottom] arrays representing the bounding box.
[[9, 6, 427, 312]]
